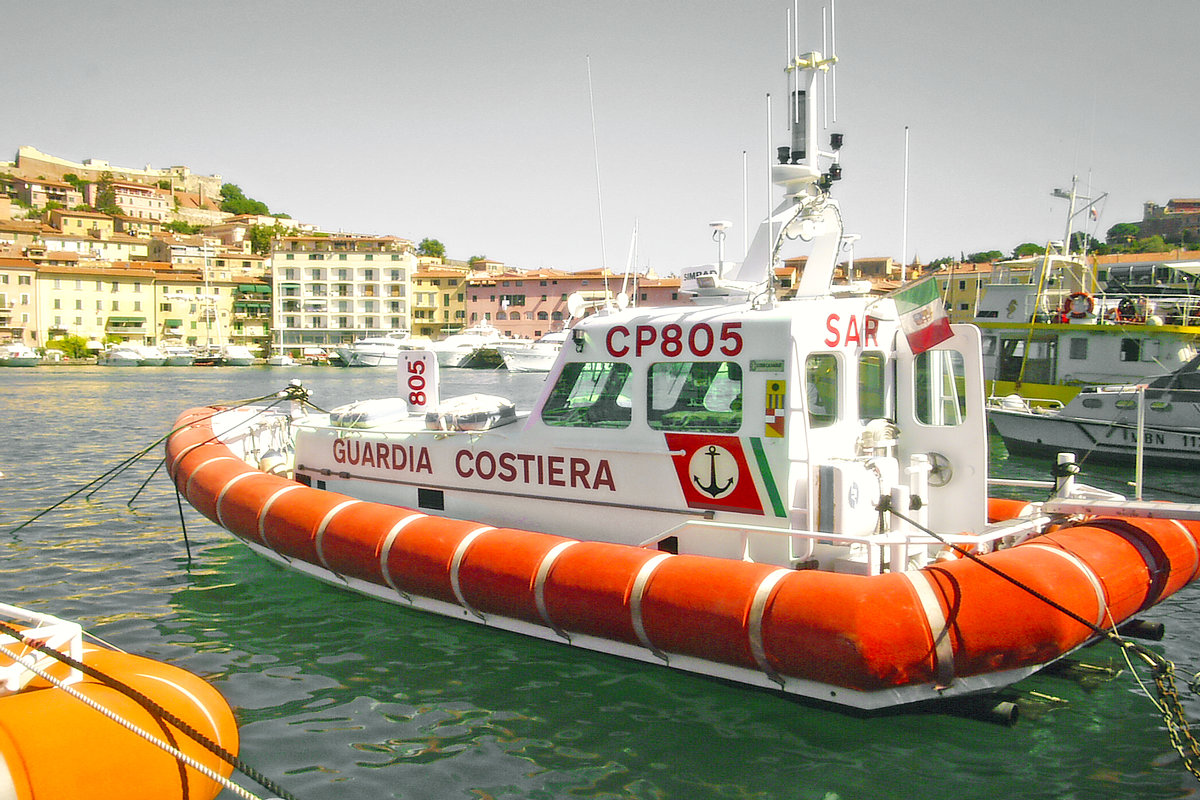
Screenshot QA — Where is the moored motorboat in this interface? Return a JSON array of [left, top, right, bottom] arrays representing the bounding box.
[[0, 603, 239, 800], [334, 331, 427, 367], [427, 321, 503, 367], [989, 354, 1200, 465], [193, 344, 255, 367], [166, 17, 1200, 718], [0, 343, 40, 367], [161, 343, 196, 366], [497, 329, 568, 372], [97, 344, 165, 366], [976, 245, 1200, 406]]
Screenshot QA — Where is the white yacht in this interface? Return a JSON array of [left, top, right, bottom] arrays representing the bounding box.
[[97, 344, 165, 366], [161, 343, 196, 366], [334, 331, 426, 368], [428, 321, 503, 368], [497, 329, 569, 373], [0, 343, 40, 367]]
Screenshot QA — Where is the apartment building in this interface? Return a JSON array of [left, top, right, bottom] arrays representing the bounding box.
[[931, 262, 997, 323], [84, 180, 171, 222], [411, 267, 469, 338], [47, 209, 115, 240], [147, 233, 224, 266], [11, 177, 84, 209], [272, 234, 416, 350], [0, 256, 38, 346], [37, 262, 161, 345], [466, 268, 685, 339], [153, 267, 267, 352]]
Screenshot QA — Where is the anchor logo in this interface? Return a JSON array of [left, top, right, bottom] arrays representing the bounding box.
[[690, 445, 738, 499]]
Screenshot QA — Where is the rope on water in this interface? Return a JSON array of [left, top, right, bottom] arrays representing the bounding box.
[[3, 388, 291, 538]]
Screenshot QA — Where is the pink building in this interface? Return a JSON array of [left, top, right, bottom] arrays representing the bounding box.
[[84, 180, 170, 221], [466, 268, 685, 339]]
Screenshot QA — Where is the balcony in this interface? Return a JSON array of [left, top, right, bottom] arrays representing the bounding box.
[[105, 316, 147, 335]]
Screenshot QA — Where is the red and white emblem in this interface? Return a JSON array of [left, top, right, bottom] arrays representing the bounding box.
[[664, 433, 763, 515]]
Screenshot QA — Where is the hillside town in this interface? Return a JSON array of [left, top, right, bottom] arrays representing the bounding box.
[[2, 145, 1198, 361]]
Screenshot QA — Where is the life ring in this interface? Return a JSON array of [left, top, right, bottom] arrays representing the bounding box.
[[1061, 292, 1094, 319]]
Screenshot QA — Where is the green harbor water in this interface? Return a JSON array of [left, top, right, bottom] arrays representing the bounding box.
[[2, 365, 1200, 800]]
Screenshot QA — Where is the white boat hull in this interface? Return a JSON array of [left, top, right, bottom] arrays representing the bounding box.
[[991, 405, 1200, 465]]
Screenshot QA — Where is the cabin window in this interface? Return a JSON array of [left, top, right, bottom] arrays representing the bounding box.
[[647, 362, 742, 432], [1119, 338, 1140, 362], [857, 352, 887, 422], [1068, 338, 1088, 360], [997, 336, 1056, 384], [981, 335, 996, 357], [805, 354, 840, 428], [914, 349, 967, 426], [541, 362, 633, 428]]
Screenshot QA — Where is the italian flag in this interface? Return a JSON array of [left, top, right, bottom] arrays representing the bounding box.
[[892, 276, 952, 354]]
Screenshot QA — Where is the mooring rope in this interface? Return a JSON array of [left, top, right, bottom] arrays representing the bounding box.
[[886, 503, 1200, 781], [3, 387, 299, 538], [0, 620, 295, 800]]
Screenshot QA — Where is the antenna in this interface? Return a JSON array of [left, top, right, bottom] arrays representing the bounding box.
[[829, 0, 838, 122], [620, 218, 637, 303], [742, 149, 749, 257], [822, 6, 828, 125], [901, 126, 910, 282], [586, 56, 608, 280]]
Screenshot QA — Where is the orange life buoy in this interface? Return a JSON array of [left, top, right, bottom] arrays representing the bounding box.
[[1061, 292, 1094, 319]]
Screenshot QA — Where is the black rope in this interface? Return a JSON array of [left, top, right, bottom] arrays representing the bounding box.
[[4, 388, 293, 538], [0, 619, 299, 800], [175, 484, 192, 563]]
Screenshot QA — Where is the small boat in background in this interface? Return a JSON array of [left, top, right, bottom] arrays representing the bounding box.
[[989, 354, 1200, 465], [428, 321, 504, 367], [0, 343, 40, 367], [0, 602, 239, 800], [161, 343, 196, 367], [497, 329, 569, 373], [335, 330, 427, 367], [97, 344, 166, 366]]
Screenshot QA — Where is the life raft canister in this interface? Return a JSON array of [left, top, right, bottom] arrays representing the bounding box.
[[1115, 296, 1147, 323], [1061, 292, 1094, 319]]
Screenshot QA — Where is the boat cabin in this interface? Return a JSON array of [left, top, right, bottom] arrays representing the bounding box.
[[293, 292, 987, 576]]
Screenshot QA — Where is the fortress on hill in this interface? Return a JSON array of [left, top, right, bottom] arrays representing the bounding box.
[[4, 145, 224, 200]]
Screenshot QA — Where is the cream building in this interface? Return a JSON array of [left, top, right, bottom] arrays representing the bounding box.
[[0, 256, 38, 347], [272, 234, 416, 351], [153, 268, 263, 352], [411, 267, 469, 338], [37, 262, 161, 345]]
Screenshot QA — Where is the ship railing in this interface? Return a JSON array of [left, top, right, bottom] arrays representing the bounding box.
[[646, 515, 1052, 576], [0, 603, 83, 693]]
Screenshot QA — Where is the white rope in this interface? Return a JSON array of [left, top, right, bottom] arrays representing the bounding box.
[[0, 643, 268, 800]]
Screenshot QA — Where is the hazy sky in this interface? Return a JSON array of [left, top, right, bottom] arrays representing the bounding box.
[[8, 1, 1198, 273]]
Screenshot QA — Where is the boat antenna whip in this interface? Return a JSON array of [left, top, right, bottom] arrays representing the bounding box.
[[884, 503, 1200, 781]]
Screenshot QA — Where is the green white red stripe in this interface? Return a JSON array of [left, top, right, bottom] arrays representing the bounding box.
[[893, 276, 952, 354]]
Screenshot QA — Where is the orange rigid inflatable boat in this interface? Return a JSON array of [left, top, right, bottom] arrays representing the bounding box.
[[0, 606, 239, 800], [165, 9, 1200, 725], [166, 406, 1200, 708]]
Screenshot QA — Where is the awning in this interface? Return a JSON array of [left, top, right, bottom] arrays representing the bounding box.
[[107, 316, 146, 323], [238, 284, 271, 293], [164, 318, 183, 327]]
